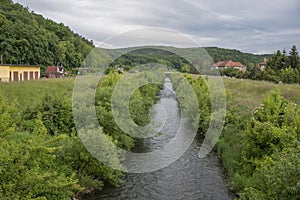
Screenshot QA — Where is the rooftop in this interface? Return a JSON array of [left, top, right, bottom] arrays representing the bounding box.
[[214, 60, 245, 67]]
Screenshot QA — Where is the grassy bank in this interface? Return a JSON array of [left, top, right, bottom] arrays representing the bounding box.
[[217, 78, 300, 199], [223, 78, 300, 113], [2, 76, 299, 114], [0, 73, 163, 199]]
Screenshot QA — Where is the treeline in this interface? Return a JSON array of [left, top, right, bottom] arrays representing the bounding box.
[[0, 72, 162, 199], [105, 47, 270, 75], [221, 45, 300, 84], [106, 48, 191, 73], [204, 47, 270, 66], [0, 0, 94, 75]]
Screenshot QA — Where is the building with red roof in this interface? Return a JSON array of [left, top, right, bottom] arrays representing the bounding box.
[[46, 66, 64, 78], [213, 60, 247, 71]]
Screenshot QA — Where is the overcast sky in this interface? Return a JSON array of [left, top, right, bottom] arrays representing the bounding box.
[[14, 0, 300, 54]]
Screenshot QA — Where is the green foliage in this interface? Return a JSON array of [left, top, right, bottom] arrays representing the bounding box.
[[241, 146, 300, 199], [218, 90, 300, 199], [170, 74, 215, 134], [95, 74, 134, 150], [105, 47, 269, 75], [281, 67, 299, 84], [95, 73, 163, 149], [220, 68, 245, 78], [188, 76, 211, 133], [0, 92, 18, 136], [0, 96, 120, 198], [0, 132, 83, 199], [56, 134, 122, 188], [0, 0, 93, 72], [219, 45, 300, 84], [0, 72, 163, 198], [204, 47, 270, 66], [130, 83, 162, 126], [289, 45, 300, 70], [266, 45, 300, 84], [21, 94, 75, 136], [108, 48, 191, 73]]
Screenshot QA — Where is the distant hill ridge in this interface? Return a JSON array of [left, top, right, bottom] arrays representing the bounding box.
[[0, 0, 270, 75]]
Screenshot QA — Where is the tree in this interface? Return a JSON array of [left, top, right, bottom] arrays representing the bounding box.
[[180, 64, 191, 73], [289, 45, 300, 70], [0, 0, 93, 73], [267, 50, 283, 71], [281, 67, 299, 84]]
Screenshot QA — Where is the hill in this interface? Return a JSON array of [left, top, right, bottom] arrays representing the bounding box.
[[0, 0, 94, 75], [204, 47, 271, 65], [92, 46, 271, 73], [0, 0, 271, 75]]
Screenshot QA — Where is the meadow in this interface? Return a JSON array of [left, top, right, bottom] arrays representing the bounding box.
[[0, 78, 75, 109], [223, 77, 300, 113], [1, 75, 299, 112]]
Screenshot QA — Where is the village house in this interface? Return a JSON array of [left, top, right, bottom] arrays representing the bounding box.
[[213, 60, 247, 71], [0, 64, 40, 82], [259, 58, 268, 71], [46, 66, 64, 78]]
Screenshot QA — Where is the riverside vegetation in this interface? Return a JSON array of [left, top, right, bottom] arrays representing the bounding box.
[[0, 1, 299, 199], [218, 89, 300, 199], [0, 72, 163, 199], [1, 73, 299, 199]]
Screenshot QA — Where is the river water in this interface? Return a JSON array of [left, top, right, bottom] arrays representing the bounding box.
[[86, 78, 232, 200]]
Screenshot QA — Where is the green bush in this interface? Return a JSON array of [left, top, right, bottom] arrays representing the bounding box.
[[0, 132, 82, 199], [0, 92, 19, 136], [218, 90, 300, 199]]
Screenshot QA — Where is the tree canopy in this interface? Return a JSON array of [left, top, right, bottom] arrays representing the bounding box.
[[0, 0, 94, 75]]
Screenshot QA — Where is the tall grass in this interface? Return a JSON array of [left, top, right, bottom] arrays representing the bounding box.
[[0, 78, 75, 109], [223, 78, 300, 114], [1, 76, 299, 114]]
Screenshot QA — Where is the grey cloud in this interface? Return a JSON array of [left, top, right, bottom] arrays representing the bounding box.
[[14, 0, 300, 53]]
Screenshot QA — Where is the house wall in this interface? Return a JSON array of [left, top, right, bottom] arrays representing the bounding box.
[[0, 66, 10, 82], [0, 66, 40, 82]]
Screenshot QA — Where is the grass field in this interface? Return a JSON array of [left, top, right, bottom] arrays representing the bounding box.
[[0, 78, 75, 109], [223, 78, 300, 114], [1, 76, 299, 114]]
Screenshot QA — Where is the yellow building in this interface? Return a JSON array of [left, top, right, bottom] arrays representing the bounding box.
[[0, 65, 40, 82]]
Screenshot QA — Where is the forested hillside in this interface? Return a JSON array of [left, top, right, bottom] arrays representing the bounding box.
[[104, 46, 270, 74], [0, 0, 94, 74], [204, 47, 270, 65]]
